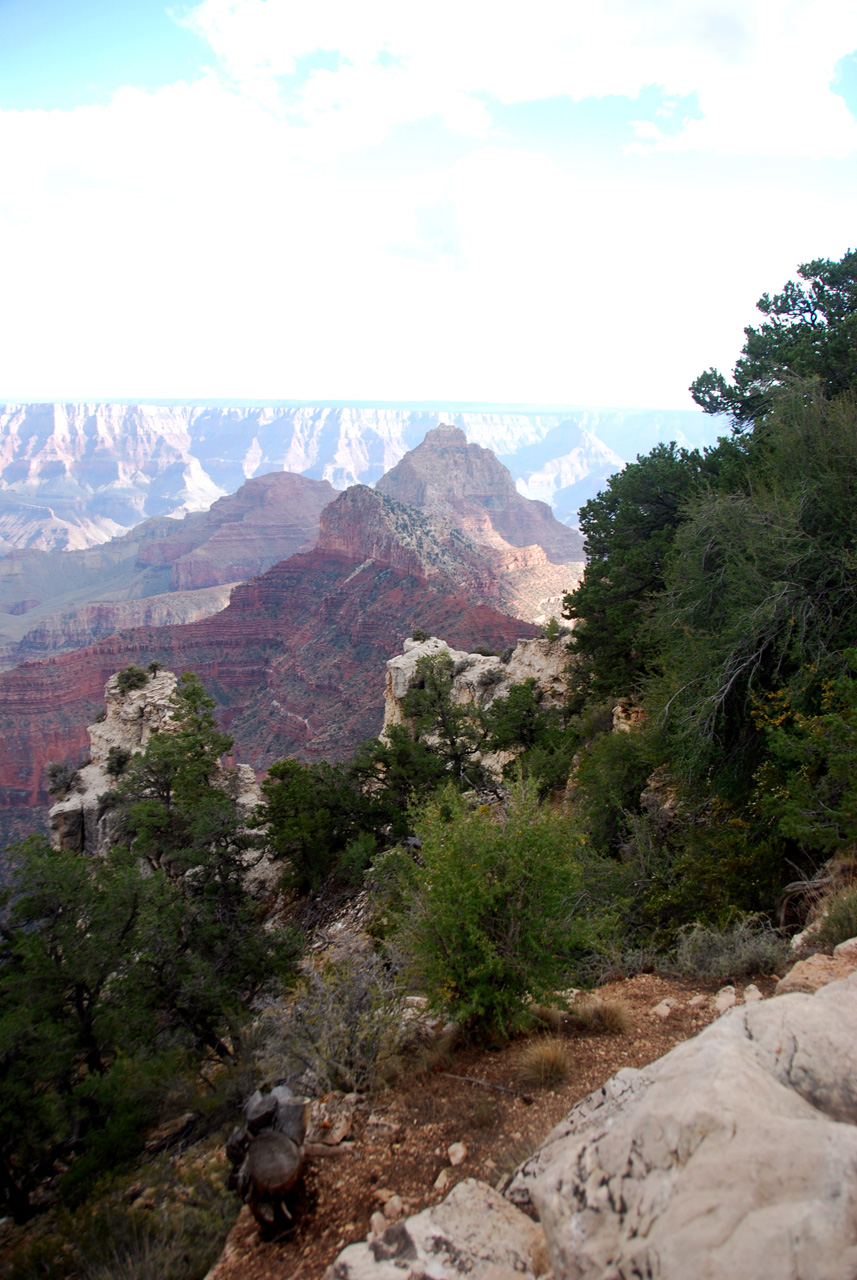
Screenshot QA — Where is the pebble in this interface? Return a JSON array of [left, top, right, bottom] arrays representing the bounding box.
[[687, 994, 707, 1007], [447, 1141, 468, 1166], [742, 983, 764, 1003], [434, 1168, 451, 1192], [714, 985, 737, 1014], [383, 1195, 403, 1221], [651, 1000, 673, 1019], [369, 1211, 387, 1236]]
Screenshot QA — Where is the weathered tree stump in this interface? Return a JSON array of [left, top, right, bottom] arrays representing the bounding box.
[[227, 1084, 310, 1229], [239, 1130, 304, 1227]]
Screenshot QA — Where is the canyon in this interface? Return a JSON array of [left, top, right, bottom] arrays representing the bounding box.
[[0, 483, 542, 853], [0, 471, 334, 668], [0, 402, 719, 555], [0, 421, 609, 853]]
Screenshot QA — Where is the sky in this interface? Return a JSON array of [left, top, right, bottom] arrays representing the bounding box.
[[0, 0, 855, 409]]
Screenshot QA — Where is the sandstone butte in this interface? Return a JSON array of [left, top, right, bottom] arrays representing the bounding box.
[[0, 485, 541, 850], [0, 471, 336, 669]]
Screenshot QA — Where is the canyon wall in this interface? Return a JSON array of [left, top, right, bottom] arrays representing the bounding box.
[[0, 486, 537, 853]]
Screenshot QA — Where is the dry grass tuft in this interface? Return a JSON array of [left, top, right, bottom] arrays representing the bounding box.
[[529, 1003, 566, 1033], [569, 995, 632, 1036], [517, 1036, 570, 1088]]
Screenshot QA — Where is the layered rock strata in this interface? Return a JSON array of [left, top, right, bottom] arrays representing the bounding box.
[[376, 424, 584, 562], [0, 487, 536, 850], [0, 471, 334, 668]]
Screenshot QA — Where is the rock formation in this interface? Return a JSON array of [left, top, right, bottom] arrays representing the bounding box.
[[376, 424, 584, 562], [327, 1178, 545, 1280], [0, 471, 334, 668], [382, 633, 571, 779], [49, 667, 263, 856], [0, 402, 712, 556], [376, 425, 585, 622], [0, 486, 536, 852]]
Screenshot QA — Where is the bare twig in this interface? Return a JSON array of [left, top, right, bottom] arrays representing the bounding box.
[[440, 1071, 534, 1105]]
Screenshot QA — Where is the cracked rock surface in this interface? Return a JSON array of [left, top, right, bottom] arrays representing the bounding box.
[[526, 972, 857, 1279], [324, 1178, 545, 1279]]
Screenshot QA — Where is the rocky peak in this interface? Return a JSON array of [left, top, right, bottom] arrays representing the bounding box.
[[89, 668, 179, 766], [316, 485, 497, 592], [375, 427, 584, 564]]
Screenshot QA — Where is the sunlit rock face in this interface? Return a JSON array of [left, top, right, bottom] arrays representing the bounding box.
[[376, 424, 585, 562]]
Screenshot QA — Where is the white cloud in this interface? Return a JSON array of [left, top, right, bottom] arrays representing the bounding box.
[[0, 0, 855, 407], [182, 0, 857, 158]]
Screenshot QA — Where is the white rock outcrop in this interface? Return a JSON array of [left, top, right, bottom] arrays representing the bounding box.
[[325, 1178, 546, 1280], [49, 667, 261, 856], [504, 973, 857, 1280], [382, 634, 570, 780], [50, 669, 180, 854], [326, 974, 857, 1279]]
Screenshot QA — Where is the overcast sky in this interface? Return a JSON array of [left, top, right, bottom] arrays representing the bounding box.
[[0, 0, 855, 408]]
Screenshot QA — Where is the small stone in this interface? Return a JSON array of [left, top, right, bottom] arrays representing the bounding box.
[[447, 1142, 468, 1166], [714, 985, 736, 1014], [434, 1168, 451, 1192], [369, 1210, 387, 1236], [383, 1194, 403, 1220], [833, 936, 857, 963], [742, 983, 764, 1002], [688, 994, 706, 1007], [651, 1000, 673, 1019], [776, 953, 857, 995], [131, 1187, 156, 1211], [373, 1187, 394, 1203]]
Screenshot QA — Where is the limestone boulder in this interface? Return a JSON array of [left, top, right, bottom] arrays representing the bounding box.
[[326, 1178, 546, 1280], [775, 951, 857, 995], [523, 973, 857, 1280]]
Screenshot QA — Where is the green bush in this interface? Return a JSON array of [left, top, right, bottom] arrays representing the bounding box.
[[572, 725, 651, 855], [106, 746, 133, 778], [115, 665, 150, 696], [671, 917, 790, 980], [45, 761, 81, 797], [394, 777, 603, 1037]]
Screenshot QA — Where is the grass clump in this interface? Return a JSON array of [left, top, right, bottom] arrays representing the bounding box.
[[672, 916, 790, 980], [517, 1037, 569, 1088], [569, 995, 632, 1036], [812, 884, 857, 949]]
